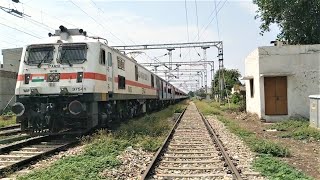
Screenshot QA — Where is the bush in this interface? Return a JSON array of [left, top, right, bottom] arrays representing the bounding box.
[[230, 92, 242, 104]]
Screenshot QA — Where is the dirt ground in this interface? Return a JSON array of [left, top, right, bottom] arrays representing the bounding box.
[[224, 111, 320, 180]]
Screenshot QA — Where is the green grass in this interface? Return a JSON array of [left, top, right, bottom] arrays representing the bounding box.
[[271, 119, 320, 140], [218, 116, 290, 157], [18, 102, 187, 180], [194, 100, 222, 115], [253, 155, 313, 180], [0, 116, 16, 127]]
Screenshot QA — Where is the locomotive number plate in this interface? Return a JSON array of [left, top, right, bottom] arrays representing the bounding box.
[[49, 82, 56, 87]]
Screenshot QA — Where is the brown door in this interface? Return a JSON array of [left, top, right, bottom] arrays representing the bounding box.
[[264, 76, 288, 115]]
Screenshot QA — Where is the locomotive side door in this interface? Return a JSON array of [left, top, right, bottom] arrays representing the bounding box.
[[106, 51, 114, 92]]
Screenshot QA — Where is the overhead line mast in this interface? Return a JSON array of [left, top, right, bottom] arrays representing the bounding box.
[[112, 41, 224, 101]]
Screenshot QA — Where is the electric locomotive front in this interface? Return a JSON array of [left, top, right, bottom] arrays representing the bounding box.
[[12, 26, 106, 134]]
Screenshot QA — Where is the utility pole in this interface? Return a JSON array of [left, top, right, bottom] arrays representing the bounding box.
[[218, 46, 224, 103], [202, 46, 210, 100]]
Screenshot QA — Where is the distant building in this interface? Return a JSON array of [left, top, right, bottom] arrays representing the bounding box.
[[244, 44, 320, 122], [231, 84, 245, 95], [0, 48, 22, 113]]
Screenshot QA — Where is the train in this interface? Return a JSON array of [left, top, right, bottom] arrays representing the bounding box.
[[11, 26, 188, 134]]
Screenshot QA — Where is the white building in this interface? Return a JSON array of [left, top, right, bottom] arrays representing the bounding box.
[[0, 48, 22, 112], [244, 44, 320, 122]]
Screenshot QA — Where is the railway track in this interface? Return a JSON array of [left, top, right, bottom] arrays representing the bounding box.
[[0, 124, 21, 137], [0, 134, 78, 177], [142, 103, 244, 180]]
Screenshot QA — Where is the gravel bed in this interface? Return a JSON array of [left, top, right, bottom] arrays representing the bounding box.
[[7, 144, 85, 179], [101, 146, 154, 180], [206, 115, 266, 180]]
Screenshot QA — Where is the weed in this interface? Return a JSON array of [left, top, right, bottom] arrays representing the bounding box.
[[253, 155, 313, 180], [271, 119, 320, 140], [194, 100, 222, 115], [0, 116, 16, 127]]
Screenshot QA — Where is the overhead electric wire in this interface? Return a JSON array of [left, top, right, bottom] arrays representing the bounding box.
[[69, 0, 127, 45], [89, 0, 138, 45], [184, 0, 190, 43], [23, 3, 78, 28], [195, 0, 200, 41], [0, 21, 41, 39], [214, 0, 221, 40], [180, 0, 226, 63]]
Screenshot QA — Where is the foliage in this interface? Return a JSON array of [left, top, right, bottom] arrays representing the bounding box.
[[188, 91, 194, 97], [270, 119, 320, 140], [253, 155, 313, 180], [0, 116, 16, 127], [253, 0, 320, 44], [230, 92, 242, 104], [212, 69, 241, 97], [194, 88, 206, 98]]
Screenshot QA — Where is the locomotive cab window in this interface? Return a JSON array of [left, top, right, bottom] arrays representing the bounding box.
[[58, 43, 87, 65], [25, 45, 54, 65], [100, 49, 106, 65], [118, 75, 126, 89], [107, 52, 112, 67]]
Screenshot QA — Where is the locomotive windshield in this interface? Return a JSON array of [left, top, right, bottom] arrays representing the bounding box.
[[58, 44, 87, 65], [25, 46, 54, 66]]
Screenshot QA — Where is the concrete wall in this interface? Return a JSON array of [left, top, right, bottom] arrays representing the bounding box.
[[0, 48, 22, 112], [245, 49, 262, 117], [245, 45, 320, 121], [1, 48, 22, 72]]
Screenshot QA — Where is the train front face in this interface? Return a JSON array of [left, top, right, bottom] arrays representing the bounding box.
[[13, 40, 101, 133]]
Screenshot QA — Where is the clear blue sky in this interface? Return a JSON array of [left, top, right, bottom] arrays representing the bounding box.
[[0, 0, 280, 91]]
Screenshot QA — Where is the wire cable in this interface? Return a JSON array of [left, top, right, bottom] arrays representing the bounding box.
[[69, 0, 127, 45], [0, 21, 41, 39]]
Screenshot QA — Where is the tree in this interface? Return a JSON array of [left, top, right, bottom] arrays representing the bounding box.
[[212, 69, 241, 97], [253, 0, 320, 44], [188, 91, 194, 97]]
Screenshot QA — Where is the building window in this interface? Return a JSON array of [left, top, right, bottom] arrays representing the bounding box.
[[135, 65, 138, 81], [100, 49, 106, 65], [250, 79, 254, 98], [118, 75, 126, 89], [151, 74, 154, 87], [107, 52, 112, 67]]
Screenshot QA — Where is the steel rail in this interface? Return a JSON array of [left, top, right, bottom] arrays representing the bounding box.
[[199, 112, 243, 180], [141, 108, 186, 179], [0, 135, 78, 177], [0, 124, 20, 131]]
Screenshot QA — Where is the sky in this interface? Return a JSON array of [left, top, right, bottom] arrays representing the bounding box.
[[0, 0, 280, 91]]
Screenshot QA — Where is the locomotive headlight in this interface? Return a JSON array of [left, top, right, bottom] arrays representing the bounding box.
[[25, 74, 30, 84], [54, 74, 60, 81], [47, 73, 60, 82], [77, 72, 83, 83], [48, 74, 55, 82]]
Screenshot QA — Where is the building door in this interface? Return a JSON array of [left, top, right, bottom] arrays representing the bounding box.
[[264, 76, 288, 115]]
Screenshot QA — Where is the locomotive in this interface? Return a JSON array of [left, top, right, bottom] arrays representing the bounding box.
[[12, 26, 187, 134]]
